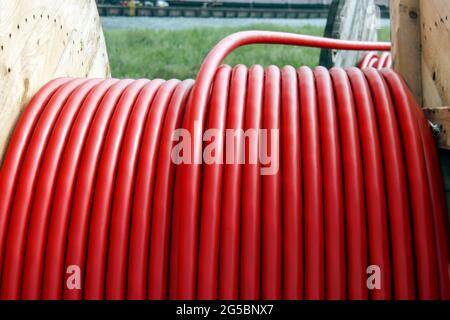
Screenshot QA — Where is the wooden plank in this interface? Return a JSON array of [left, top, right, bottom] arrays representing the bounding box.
[[423, 107, 450, 149], [420, 0, 450, 108], [390, 0, 423, 105], [0, 0, 110, 163], [320, 0, 379, 68]]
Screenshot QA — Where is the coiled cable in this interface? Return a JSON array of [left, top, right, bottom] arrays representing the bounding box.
[[0, 31, 448, 300]]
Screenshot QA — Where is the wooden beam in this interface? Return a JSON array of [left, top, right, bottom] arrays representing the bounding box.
[[423, 107, 450, 149], [390, 0, 423, 105], [420, 0, 450, 108], [0, 0, 110, 164], [320, 0, 379, 68]]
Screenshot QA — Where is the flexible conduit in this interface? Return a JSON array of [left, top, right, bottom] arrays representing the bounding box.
[[0, 31, 448, 300], [358, 52, 392, 70]]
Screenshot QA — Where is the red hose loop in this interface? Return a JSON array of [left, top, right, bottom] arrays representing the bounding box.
[[416, 104, 450, 299], [239, 64, 264, 300], [0, 78, 71, 284], [197, 65, 232, 300], [22, 78, 104, 299], [299, 66, 324, 300], [261, 65, 282, 300], [384, 54, 393, 69], [193, 32, 391, 133], [106, 79, 166, 300], [375, 52, 390, 70], [382, 69, 439, 299], [215, 65, 239, 300], [84, 79, 153, 300], [363, 68, 416, 299], [281, 65, 302, 300], [1, 31, 449, 301], [147, 79, 194, 300], [63, 79, 135, 300], [358, 52, 393, 70], [1, 78, 87, 299], [126, 79, 179, 299], [43, 79, 120, 299], [331, 68, 368, 300], [171, 32, 390, 300], [347, 68, 392, 299], [358, 52, 379, 69], [314, 66, 345, 300]]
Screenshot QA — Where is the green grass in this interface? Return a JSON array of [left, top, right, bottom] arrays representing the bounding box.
[[378, 27, 390, 43], [105, 24, 390, 79]]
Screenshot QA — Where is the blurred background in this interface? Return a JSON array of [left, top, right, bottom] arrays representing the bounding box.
[[96, 0, 391, 79]]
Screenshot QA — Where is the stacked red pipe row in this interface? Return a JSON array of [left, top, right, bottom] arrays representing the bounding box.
[[358, 52, 392, 69], [0, 31, 449, 300]]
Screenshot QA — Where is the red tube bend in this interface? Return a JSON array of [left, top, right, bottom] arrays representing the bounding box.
[[127, 80, 179, 299], [42, 79, 120, 299], [280, 65, 303, 300], [382, 69, 439, 299], [1, 79, 86, 300], [106, 79, 164, 300], [347, 68, 392, 299], [0, 78, 70, 284], [314, 66, 346, 300], [197, 65, 232, 300], [22, 79, 103, 299], [147, 79, 194, 300], [63, 79, 134, 300], [363, 68, 416, 299], [299, 66, 324, 300], [331, 68, 368, 300]]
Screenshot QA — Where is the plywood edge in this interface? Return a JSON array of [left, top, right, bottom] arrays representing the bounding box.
[[390, 0, 423, 105], [420, 0, 450, 108], [0, 0, 110, 164]]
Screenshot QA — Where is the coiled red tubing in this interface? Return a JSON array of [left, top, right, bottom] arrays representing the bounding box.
[[0, 31, 448, 300]]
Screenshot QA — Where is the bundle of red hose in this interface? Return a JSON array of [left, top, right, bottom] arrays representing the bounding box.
[[315, 66, 345, 299], [0, 31, 449, 300], [239, 64, 264, 300], [43, 79, 121, 299], [358, 52, 392, 69], [198, 65, 232, 300]]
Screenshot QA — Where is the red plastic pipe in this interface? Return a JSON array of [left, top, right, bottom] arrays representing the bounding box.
[[215, 64, 240, 300], [22, 79, 103, 299], [43, 79, 120, 299], [0, 78, 70, 285], [261, 65, 282, 300], [363, 68, 416, 299], [299, 66, 324, 300], [147, 79, 194, 300], [106, 80, 163, 299], [239, 65, 264, 300], [314, 66, 345, 300], [347, 68, 392, 299], [170, 31, 390, 299], [63, 79, 134, 300], [1, 31, 448, 301], [1, 79, 86, 299], [331, 68, 368, 300], [197, 65, 232, 300], [280, 65, 302, 300], [382, 69, 439, 299], [126, 80, 179, 299]]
